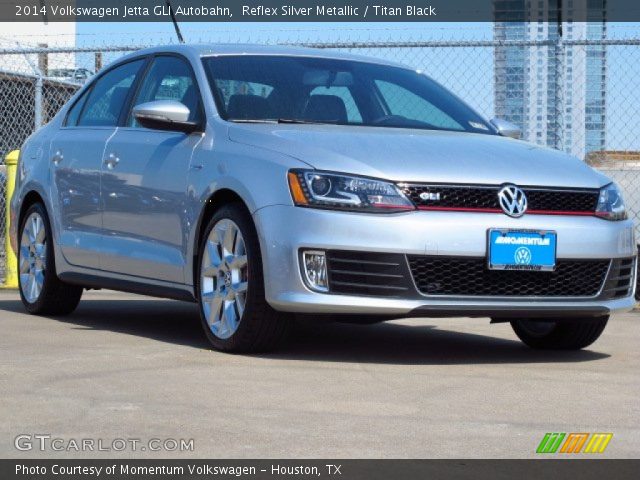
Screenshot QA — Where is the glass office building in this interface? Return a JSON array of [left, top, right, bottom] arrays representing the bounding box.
[[494, 1, 606, 160]]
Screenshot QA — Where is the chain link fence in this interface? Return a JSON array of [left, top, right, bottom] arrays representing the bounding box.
[[0, 34, 639, 281]]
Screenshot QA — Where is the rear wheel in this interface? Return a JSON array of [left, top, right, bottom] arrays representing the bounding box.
[[196, 203, 290, 352], [510, 316, 609, 350], [18, 203, 83, 315]]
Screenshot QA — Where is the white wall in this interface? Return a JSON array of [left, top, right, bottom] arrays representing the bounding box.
[[0, 22, 76, 75]]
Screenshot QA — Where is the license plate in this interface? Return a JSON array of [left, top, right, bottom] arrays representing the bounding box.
[[488, 229, 557, 271]]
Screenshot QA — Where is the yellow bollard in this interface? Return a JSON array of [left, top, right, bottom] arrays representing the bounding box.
[[2, 150, 19, 288]]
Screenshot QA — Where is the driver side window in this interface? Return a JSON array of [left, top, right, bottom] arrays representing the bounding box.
[[128, 56, 202, 127]]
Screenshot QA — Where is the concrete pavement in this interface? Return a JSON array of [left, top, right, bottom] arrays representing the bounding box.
[[0, 290, 638, 458]]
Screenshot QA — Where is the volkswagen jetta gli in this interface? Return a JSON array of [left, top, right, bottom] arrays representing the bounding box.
[[10, 45, 637, 352]]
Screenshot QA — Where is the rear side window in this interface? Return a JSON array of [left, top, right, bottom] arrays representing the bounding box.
[[65, 90, 89, 126], [77, 59, 144, 127]]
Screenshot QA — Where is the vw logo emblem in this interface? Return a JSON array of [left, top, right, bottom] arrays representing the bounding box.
[[498, 184, 528, 217], [514, 247, 532, 265]]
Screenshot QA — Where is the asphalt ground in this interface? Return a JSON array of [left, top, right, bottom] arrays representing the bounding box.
[[0, 290, 638, 458]]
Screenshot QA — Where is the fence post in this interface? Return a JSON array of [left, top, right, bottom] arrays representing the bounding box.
[[552, 36, 565, 151], [2, 150, 19, 288], [95, 51, 102, 72], [34, 74, 43, 129], [34, 43, 47, 129]]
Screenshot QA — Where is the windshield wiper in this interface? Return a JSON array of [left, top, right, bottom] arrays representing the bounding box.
[[228, 118, 327, 125], [227, 118, 277, 124], [276, 118, 325, 125]]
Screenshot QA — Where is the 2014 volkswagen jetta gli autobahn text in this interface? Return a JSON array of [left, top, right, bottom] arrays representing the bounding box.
[[10, 44, 637, 352]]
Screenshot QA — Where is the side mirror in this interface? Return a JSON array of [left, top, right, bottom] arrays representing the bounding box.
[[490, 118, 522, 139], [133, 100, 200, 133]]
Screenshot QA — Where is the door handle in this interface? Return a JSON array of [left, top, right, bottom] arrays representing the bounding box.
[[104, 153, 120, 169], [51, 150, 63, 165]]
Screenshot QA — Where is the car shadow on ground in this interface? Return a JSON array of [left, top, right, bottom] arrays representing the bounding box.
[[0, 298, 610, 365]]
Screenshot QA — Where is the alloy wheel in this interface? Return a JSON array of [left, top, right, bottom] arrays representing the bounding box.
[[200, 219, 248, 339], [19, 212, 47, 303]]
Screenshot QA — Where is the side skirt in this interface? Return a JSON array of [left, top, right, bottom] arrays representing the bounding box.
[[59, 272, 196, 303]]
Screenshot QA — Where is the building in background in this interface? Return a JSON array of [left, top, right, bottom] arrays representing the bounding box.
[[494, 1, 606, 160]]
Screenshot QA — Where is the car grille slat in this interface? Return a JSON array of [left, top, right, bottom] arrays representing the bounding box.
[[601, 258, 636, 300], [326, 251, 413, 297], [403, 184, 600, 214], [330, 269, 406, 279], [407, 256, 613, 297]]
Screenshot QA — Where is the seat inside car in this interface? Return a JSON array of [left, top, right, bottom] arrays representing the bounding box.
[[303, 95, 348, 123], [97, 86, 129, 126], [227, 94, 273, 120], [180, 84, 200, 122]]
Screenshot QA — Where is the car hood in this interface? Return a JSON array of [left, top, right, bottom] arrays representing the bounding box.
[[228, 124, 610, 188]]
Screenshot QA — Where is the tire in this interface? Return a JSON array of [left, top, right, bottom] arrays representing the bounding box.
[[510, 316, 609, 350], [196, 203, 290, 352], [18, 203, 83, 315]]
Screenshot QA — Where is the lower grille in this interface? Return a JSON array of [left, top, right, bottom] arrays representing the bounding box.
[[326, 250, 412, 297], [408, 256, 612, 297]]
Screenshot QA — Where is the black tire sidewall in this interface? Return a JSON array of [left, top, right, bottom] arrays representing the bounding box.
[[511, 316, 609, 350], [18, 203, 58, 312]]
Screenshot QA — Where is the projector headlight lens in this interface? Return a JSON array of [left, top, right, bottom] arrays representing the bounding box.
[[596, 182, 627, 221], [288, 170, 414, 213]]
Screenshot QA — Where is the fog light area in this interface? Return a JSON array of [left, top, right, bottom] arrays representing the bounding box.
[[302, 250, 329, 292]]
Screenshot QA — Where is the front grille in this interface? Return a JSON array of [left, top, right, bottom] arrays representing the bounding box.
[[326, 250, 412, 297], [408, 256, 612, 297], [403, 184, 599, 214]]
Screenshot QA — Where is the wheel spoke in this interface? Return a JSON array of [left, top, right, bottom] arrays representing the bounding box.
[[206, 239, 222, 268], [234, 281, 248, 294], [235, 296, 245, 319], [210, 293, 224, 325], [201, 265, 219, 278], [222, 223, 237, 257], [230, 254, 247, 269], [29, 274, 38, 299], [35, 217, 45, 243], [34, 269, 45, 286], [223, 301, 237, 334], [30, 216, 39, 242]]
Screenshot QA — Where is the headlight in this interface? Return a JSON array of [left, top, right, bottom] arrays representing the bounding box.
[[596, 183, 627, 221], [287, 170, 414, 213]]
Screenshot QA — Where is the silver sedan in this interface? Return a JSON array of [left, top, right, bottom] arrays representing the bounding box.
[[10, 44, 637, 352]]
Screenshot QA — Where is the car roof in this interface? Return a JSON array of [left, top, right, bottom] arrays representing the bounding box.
[[116, 43, 411, 70]]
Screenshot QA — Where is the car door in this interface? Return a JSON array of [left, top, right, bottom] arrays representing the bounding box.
[[100, 54, 205, 284], [49, 58, 145, 269]]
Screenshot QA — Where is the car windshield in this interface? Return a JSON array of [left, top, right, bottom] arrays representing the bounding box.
[[49, 69, 75, 77], [203, 55, 494, 134]]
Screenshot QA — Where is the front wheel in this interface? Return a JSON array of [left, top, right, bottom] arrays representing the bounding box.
[[196, 203, 290, 352], [18, 203, 83, 315], [509, 316, 609, 350]]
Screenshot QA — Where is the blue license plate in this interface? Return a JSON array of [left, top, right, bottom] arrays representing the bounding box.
[[488, 229, 557, 271]]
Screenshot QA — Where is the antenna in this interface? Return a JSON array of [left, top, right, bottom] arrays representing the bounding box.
[[166, 0, 185, 44]]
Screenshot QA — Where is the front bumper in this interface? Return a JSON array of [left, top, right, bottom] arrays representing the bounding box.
[[253, 205, 637, 317]]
